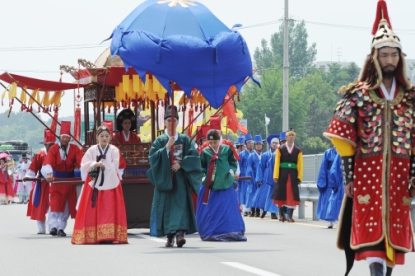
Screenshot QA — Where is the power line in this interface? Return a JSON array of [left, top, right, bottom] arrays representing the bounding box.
[[0, 70, 60, 74], [0, 43, 110, 52], [237, 19, 415, 35], [1, 19, 415, 53]]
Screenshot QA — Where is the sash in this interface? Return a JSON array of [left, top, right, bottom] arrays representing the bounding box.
[[91, 145, 109, 207], [33, 172, 43, 207], [52, 171, 74, 178], [280, 162, 296, 169], [203, 146, 221, 204]]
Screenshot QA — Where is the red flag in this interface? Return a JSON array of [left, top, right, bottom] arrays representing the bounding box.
[[238, 123, 248, 134], [221, 95, 239, 133]]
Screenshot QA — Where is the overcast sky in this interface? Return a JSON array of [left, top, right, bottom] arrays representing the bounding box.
[[1, 0, 414, 118]]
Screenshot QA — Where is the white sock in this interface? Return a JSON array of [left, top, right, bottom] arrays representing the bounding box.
[[367, 257, 386, 275]]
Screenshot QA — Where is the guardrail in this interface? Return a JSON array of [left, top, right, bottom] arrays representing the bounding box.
[[298, 182, 415, 232], [298, 182, 319, 221]]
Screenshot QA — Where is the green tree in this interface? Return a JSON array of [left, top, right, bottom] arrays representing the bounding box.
[[254, 20, 317, 78], [300, 137, 330, 154]]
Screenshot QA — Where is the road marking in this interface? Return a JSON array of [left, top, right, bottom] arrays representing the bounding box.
[[136, 233, 165, 243], [221, 262, 282, 276], [291, 222, 328, 229]]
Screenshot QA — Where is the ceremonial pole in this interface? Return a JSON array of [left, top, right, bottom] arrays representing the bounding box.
[[282, 0, 289, 131]]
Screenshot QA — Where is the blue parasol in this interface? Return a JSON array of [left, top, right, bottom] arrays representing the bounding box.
[[108, 0, 260, 108]]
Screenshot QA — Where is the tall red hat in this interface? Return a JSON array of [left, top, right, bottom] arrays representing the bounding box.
[[60, 121, 71, 137], [103, 120, 114, 136], [44, 129, 56, 144], [210, 115, 221, 131]]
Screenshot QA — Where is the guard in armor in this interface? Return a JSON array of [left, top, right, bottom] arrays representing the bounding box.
[[323, 1, 415, 275]]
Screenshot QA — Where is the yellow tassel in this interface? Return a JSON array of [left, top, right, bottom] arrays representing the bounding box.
[[116, 84, 124, 103], [28, 89, 39, 105], [36, 89, 41, 103], [9, 82, 17, 99], [145, 75, 156, 101], [122, 75, 130, 95], [49, 91, 62, 107], [42, 91, 50, 106], [128, 79, 135, 101], [19, 87, 27, 104], [1, 86, 7, 100]]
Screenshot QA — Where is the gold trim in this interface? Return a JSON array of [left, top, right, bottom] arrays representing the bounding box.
[[323, 132, 357, 148], [72, 223, 128, 244], [368, 85, 405, 106]]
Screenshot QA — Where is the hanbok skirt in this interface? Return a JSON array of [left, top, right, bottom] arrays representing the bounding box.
[[27, 182, 49, 221], [196, 185, 247, 241], [0, 181, 15, 201], [71, 183, 128, 245]]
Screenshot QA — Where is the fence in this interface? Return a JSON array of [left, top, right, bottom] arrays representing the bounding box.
[[300, 154, 415, 231]]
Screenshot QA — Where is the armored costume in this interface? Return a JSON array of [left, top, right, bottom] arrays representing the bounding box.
[[323, 1, 414, 274]]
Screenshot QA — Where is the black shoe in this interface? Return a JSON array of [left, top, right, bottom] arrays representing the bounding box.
[[328, 225, 333, 229], [165, 233, 175, 247], [386, 266, 393, 276], [243, 212, 248, 217], [50, 227, 58, 236], [369, 262, 384, 276], [260, 211, 267, 218], [176, 231, 186, 248], [57, 229, 66, 237], [271, 213, 278, 220]]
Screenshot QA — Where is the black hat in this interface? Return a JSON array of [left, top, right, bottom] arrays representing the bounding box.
[[22, 153, 28, 159], [164, 105, 179, 120], [116, 109, 136, 132]]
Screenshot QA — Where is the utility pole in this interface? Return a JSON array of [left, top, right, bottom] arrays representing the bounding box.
[[282, 0, 289, 131]]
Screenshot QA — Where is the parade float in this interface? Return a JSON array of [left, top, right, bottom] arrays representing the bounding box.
[[0, 0, 258, 228]]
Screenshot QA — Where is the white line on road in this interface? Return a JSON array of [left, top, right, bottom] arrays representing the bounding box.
[[136, 233, 165, 243], [221, 262, 282, 276]]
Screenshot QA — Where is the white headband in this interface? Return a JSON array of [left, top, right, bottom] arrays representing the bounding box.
[[271, 138, 280, 144]]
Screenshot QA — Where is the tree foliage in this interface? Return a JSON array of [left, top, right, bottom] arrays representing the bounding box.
[[254, 20, 317, 78], [238, 22, 360, 155]]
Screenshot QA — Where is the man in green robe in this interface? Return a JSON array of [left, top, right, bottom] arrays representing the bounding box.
[[146, 105, 202, 248]]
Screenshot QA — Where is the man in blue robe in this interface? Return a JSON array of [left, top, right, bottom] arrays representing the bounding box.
[[246, 135, 263, 217], [239, 134, 253, 216], [317, 147, 339, 228], [255, 134, 280, 219]]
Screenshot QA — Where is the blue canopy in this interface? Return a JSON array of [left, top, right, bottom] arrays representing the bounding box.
[[108, 0, 260, 108]]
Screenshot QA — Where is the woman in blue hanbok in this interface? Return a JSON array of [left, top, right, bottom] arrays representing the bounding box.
[[254, 135, 280, 219], [245, 135, 263, 217], [196, 130, 246, 241]]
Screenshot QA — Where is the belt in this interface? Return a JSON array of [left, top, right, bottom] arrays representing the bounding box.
[[280, 162, 296, 169], [53, 171, 74, 178]]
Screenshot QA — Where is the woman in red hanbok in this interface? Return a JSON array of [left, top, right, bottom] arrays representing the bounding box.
[[71, 126, 128, 244], [115, 109, 141, 144], [0, 154, 14, 204]]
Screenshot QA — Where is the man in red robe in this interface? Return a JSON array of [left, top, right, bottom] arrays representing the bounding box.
[[41, 121, 83, 237], [25, 129, 56, 234]]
